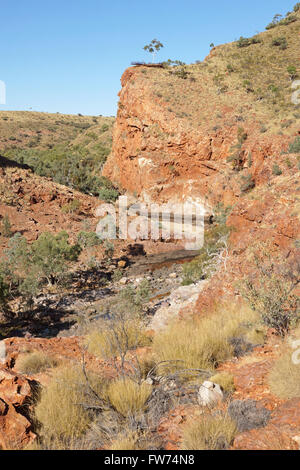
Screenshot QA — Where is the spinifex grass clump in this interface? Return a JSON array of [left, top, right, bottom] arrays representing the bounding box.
[[268, 336, 300, 399], [107, 378, 152, 417], [16, 352, 59, 375], [153, 303, 259, 376], [181, 411, 237, 450]]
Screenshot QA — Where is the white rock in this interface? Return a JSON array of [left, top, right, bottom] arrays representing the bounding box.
[[119, 277, 128, 285], [198, 381, 224, 407], [169, 272, 177, 279], [292, 436, 300, 448], [0, 341, 6, 364], [144, 377, 153, 385]]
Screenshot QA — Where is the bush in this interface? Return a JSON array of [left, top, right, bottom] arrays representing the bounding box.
[[4, 144, 116, 199], [85, 284, 151, 360], [98, 186, 119, 202], [237, 36, 261, 48], [182, 220, 231, 285], [272, 164, 282, 175], [271, 37, 288, 50], [61, 199, 81, 214], [107, 378, 152, 417], [239, 251, 299, 336], [287, 65, 298, 80], [153, 304, 258, 375], [268, 342, 300, 399], [181, 412, 237, 450], [0, 231, 81, 306], [0, 215, 13, 238], [266, 13, 297, 29], [77, 231, 102, 248], [16, 352, 59, 374], [240, 174, 255, 192], [288, 137, 300, 154]]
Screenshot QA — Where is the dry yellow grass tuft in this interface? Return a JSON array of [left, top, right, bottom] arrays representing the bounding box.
[[268, 333, 300, 399], [107, 377, 152, 417], [85, 318, 151, 360], [34, 365, 107, 446], [153, 303, 258, 375], [16, 351, 59, 375], [110, 431, 140, 450], [181, 412, 237, 450], [209, 372, 235, 393]]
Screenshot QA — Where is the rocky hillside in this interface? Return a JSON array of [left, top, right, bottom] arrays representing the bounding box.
[[103, 7, 300, 208], [103, 6, 300, 310], [0, 5, 300, 452]]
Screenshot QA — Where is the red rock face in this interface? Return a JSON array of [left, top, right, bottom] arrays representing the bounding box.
[[0, 367, 36, 449], [103, 66, 299, 319], [103, 66, 292, 209]]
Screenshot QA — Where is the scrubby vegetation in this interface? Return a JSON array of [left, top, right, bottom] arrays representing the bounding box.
[[139, 5, 300, 138], [268, 338, 300, 399], [239, 248, 299, 336], [107, 378, 152, 417], [34, 365, 105, 448], [289, 137, 300, 153], [209, 372, 235, 393], [182, 211, 231, 285], [152, 304, 259, 376], [0, 111, 118, 202], [16, 352, 59, 375], [0, 231, 81, 311], [181, 411, 237, 450]]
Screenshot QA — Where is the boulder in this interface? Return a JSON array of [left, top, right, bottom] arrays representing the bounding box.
[[0, 367, 37, 449], [197, 381, 223, 407]]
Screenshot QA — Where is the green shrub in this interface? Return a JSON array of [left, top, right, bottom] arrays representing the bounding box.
[[271, 37, 288, 50], [288, 137, 300, 154], [237, 36, 262, 48], [0, 231, 81, 306], [239, 252, 299, 336], [182, 221, 231, 285], [272, 164, 282, 176], [77, 231, 102, 248], [1, 215, 13, 238], [240, 174, 255, 193], [266, 13, 297, 29], [3, 143, 115, 199], [61, 199, 81, 214], [287, 66, 298, 80], [98, 186, 119, 202]]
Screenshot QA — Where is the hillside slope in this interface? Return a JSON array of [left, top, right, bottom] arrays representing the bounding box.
[[103, 8, 300, 209]]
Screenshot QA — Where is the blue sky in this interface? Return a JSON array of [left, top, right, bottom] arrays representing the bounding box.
[[0, 0, 297, 116]]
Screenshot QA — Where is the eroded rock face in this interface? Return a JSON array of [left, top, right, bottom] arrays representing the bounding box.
[[103, 66, 292, 209], [149, 281, 207, 331], [0, 367, 37, 449]]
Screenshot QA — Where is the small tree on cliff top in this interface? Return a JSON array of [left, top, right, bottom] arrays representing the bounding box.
[[143, 39, 164, 63]]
